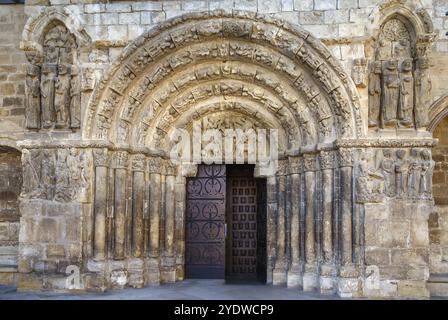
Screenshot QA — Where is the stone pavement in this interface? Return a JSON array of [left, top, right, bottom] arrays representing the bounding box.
[[0, 279, 337, 300]]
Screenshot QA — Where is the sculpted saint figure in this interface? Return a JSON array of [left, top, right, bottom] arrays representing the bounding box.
[[382, 60, 400, 128], [407, 148, 421, 197], [40, 64, 57, 128], [70, 66, 81, 129], [398, 59, 414, 128], [25, 65, 41, 129], [414, 58, 432, 128], [54, 64, 71, 129], [380, 149, 395, 196], [419, 149, 433, 196], [352, 58, 367, 88], [395, 149, 407, 197], [368, 61, 382, 128], [21, 149, 41, 198]]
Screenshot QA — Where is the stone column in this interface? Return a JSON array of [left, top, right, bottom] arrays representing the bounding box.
[[93, 148, 109, 260], [266, 175, 277, 284], [128, 154, 146, 288], [287, 157, 302, 288], [146, 157, 162, 284], [131, 155, 146, 258], [273, 160, 287, 285], [113, 151, 129, 260], [176, 163, 197, 281], [337, 148, 358, 296], [319, 150, 335, 293], [162, 160, 176, 283], [303, 154, 318, 291]]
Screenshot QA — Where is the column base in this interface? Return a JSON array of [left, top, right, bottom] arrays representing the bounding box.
[[286, 264, 303, 288], [303, 264, 318, 291], [145, 257, 160, 285], [272, 267, 287, 285], [337, 265, 361, 298], [319, 264, 335, 294]]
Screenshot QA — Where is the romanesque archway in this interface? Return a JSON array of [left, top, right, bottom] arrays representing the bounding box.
[[77, 11, 365, 294]]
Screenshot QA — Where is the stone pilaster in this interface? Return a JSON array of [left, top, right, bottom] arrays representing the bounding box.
[[161, 160, 176, 283], [113, 151, 129, 260], [93, 148, 109, 261]]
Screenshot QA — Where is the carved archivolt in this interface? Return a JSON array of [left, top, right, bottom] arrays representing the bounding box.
[[428, 95, 448, 133], [84, 10, 363, 150]]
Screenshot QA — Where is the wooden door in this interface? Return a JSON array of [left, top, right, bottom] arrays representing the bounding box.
[[185, 165, 226, 278], [226, 165, 265, 282]]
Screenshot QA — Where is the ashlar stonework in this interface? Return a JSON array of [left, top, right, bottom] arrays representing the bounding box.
[[0, 0, 447, 299]]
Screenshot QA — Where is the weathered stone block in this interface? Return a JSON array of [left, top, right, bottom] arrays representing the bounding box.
[[47, 244, 66, 258], [314, 0, 336, 11], [397, 280, 430, 299]]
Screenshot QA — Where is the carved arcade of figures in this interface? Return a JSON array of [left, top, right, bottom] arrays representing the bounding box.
[[25, 23, 80, 131], [367, 18, 432, 130], [356, 148, 434, 202]]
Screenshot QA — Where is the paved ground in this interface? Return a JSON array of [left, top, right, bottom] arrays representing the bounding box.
[[0, 279, 338, 300]]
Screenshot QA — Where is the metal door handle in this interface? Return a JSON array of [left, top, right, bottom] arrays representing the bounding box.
[[224, 223, 227, 238]]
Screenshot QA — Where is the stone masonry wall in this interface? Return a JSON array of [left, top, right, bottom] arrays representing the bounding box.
[[0, 4, 27, 138], [430, 116, 448, 274]]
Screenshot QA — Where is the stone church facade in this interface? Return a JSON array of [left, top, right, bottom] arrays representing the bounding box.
[[0, 0, 448, 298]]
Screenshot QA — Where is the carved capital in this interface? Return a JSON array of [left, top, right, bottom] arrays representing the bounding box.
[[288, 157, 301, 175], [303, 154, 317, 172], [319, 151, 335, 170], [338, 149, 353, 167], [276, 160, 289, 176], [93, 148, 109, 167], [131, 154, 146, 171], [164, 160, 177, 176], [147, 157, 163, 174], [114, 151, 129, 169]]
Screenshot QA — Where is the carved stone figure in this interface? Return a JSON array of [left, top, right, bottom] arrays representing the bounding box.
[[54, 64, 71, 128], [398, 59, 414, 128], [380, 149, 395, 196], [407, 148, 421, 198], [382, 60, 400, 127], [419, 149, 433, 197], [21, 149, 41, 198], [357, 152, 385, 202], [368, 61, 382, 128], [25, 65, 41, 129], [414, 58, 431, 128], [41, 150, 56, 200], [40, 64, 57, 128], [395, 149, 407, 197], [70, 65, 81, 129], [352, 58, 367, 88]]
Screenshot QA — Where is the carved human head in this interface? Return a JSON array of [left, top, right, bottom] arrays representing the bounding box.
[[410, 148, 419, 158], [26, 64, 40, 76], [387, 60, 398, 70], [402, 59, 413, 72], [373, 61, 382, 73], [58, 64, 69, 75], [418, 58, 429, 69], [420, 149, 430, 161], [396, 149, 406, 159], [383, 149, 392, 158]]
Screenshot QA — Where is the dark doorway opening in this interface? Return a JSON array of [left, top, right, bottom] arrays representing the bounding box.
[[185, 164, 267, 283]]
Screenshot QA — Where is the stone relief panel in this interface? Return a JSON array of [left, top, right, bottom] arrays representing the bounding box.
[[21, 148, 90, 202], [25, 23, 80, 131], [368, 17, 432, 130], [356, 148, 434, 203]]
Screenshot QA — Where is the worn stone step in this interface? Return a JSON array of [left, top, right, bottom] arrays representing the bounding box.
[[428, 274, 448, 297]]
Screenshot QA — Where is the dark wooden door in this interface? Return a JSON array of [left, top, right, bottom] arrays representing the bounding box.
[[185, 165, 226, 278], [226, 165, 265, 282]]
